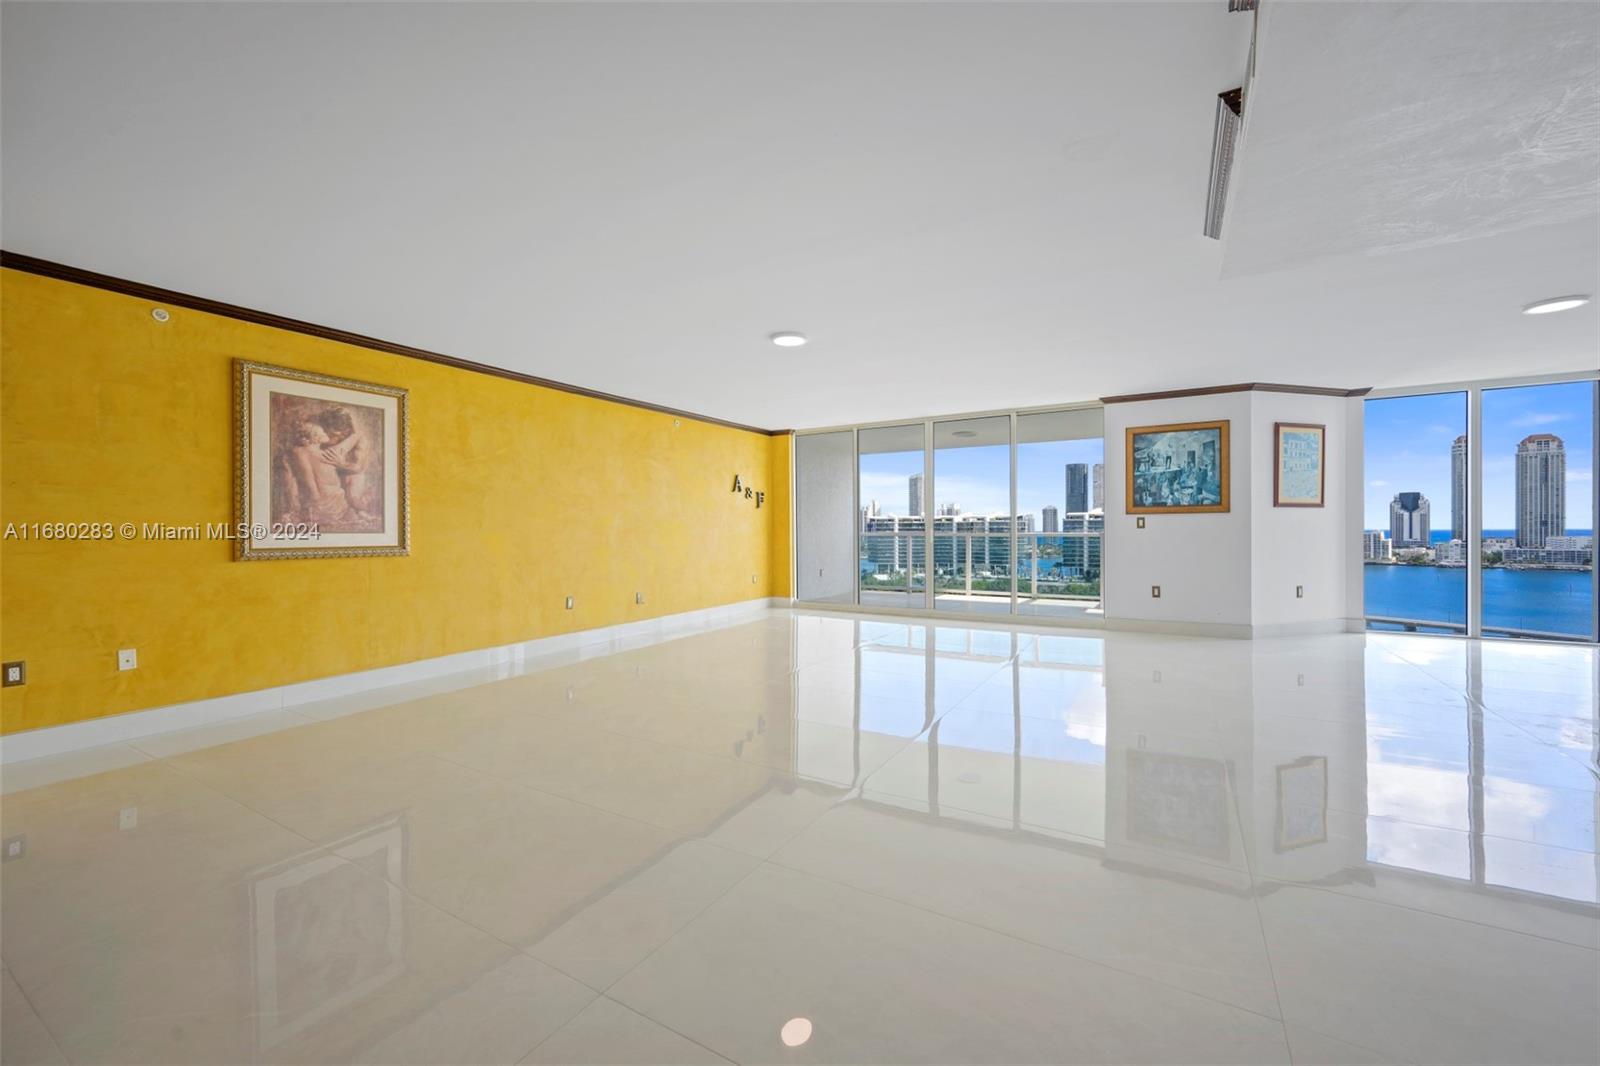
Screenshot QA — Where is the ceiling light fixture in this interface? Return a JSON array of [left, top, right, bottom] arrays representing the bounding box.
[[769, 331, 807, 347], [780, 1018, 813, 1048], [1522, 295, 1590, 315], [952, 430, 978, 438]]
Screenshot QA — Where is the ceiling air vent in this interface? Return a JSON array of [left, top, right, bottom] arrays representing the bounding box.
[[1203, 87, 1243, 239], [1227, 0, 1258, 12]]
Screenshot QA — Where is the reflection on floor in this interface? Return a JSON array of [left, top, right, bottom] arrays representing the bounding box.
[[1, 611, 1595, 1064]]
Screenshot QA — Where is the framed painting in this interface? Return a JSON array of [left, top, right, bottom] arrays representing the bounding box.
[[1124, 420, 1229, 514], [235, 360, 409, 560], [1274, 421, 1326, 507]]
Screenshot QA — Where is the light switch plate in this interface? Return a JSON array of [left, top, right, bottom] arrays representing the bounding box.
[[2, 661, 23, 687], [564, 596, 574, 610], [118, 648, 138, 671], [1296, 585, 1304, 599], [1151, 585, 1161, 598], [2, 835, 25, 862]]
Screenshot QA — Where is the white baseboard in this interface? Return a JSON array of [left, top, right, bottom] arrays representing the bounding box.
[[0, 597, 785, 765], [1248, 618, 1360, 639], [1100, 617, 1256, 639]]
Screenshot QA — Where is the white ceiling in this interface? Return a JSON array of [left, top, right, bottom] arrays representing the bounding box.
[[3, 2, 1595, 431]]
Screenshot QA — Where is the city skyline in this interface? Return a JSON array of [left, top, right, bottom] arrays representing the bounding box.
[[1364, 382, 1594, 531], [859, 436, 1105, 521]]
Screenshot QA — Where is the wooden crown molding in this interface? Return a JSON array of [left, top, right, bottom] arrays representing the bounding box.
[[0, 250, 791, 437], [1099, 382, 1372, 404]]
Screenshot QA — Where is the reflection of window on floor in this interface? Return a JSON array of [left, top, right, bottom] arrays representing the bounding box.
[[1364, 655, 1597, 904], [808, 625, 1108, 842]]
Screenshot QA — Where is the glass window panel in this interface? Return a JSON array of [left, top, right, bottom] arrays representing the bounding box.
[[859, 424, 926, 609], [1480, 380, 1595, 642], [1016, 409, 1104, 620], [1362, 392, 1468, 634], [932, 415, 1013, 614]]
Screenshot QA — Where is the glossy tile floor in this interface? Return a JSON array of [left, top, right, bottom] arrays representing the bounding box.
[[2, 611, 1596, 1065]]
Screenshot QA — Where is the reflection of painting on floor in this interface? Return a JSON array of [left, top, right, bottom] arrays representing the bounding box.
[[1276, 756, 1328, 851], [1125, 750, 1231, 860], [251, 816, 407, 1051]]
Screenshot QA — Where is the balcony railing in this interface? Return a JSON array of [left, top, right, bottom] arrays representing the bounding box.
[[858, 529, 1101, 613]]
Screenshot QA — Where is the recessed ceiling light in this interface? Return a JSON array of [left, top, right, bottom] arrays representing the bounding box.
[[769, 331, 807, 347], [952, 430, 978, 438], [1522, 295, 1590, 315], [780, 1018, 813, 1047]]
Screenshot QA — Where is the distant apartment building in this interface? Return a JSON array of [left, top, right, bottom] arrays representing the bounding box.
[[908, 474, 924, 518], [862, 514, 925, 573], [1389, 492, 1431, 548], [1041, 505, 1059, 532], [1363, 530, 1392, 561], [1436, 539, 1467, 566], [1091, 463, 1104, 510], [1515, 434, 1565, 547], [1065, 464, 1089, 514], [1450, 434, 1467, 540]]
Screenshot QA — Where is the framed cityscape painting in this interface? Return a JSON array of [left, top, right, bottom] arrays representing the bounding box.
[[1125, 420, 1229, 514], [235, 360, 410, 560], [1274, 422, 1326, 507]]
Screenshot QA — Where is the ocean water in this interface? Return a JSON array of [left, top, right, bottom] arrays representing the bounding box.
[[1364, 564, 1595, 638]]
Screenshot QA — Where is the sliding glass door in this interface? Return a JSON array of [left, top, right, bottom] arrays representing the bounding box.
[[1364, 376, 1598, 643], [932, 415, 1012, 614], [794, 404, 1107, 620], [1016, 409, 1105, 620], [858, 423, 927, 609]]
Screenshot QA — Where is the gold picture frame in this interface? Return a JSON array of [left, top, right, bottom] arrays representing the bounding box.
[[235, 360, 410, 560], [1125, 419, 1230, 514]]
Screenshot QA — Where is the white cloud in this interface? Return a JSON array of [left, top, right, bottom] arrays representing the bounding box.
[[1509, 412, 1570, 428], [1368, 479, 1389, 487]]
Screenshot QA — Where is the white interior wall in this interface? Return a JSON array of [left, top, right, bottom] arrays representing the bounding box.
[[1102, 390, 1359, 635], [1249, 392, 1354, 629], [1102, 391, 1255, 627]]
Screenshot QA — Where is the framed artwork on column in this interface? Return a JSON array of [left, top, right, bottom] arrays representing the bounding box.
[[1273, 422, 1326, 507]]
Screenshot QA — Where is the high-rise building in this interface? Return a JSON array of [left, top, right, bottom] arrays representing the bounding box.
[[1389, 492, 1430, 547], [1041, 505, 1059, 532], [1091, 463, 1104, 510], [908, 474, 924, 517], [1515, 434, 1565, 548], [1065, 464, 1089, 514], [1362, 530, 1392, 561], [1450, 434, 1467, 540]]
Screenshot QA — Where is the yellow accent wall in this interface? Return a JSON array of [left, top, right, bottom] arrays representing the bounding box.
[[0, 269, 793, 735]]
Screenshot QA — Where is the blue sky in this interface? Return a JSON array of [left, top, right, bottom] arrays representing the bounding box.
[[860, 438, 1105, 520], [1364, 382, 1594, 531]]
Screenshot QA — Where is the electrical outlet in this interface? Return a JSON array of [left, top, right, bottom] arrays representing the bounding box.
[[1151, 670, 1162, 683], [2, 661, 23, 687], [117, 648, 138, 671], [564, 596, 574, 610], [119, 807, 138, 830], [1296, 585, 1304, 599], [1151, 585, 1161, 598], [635, 592, 645, 605], [751, 574, 758, 584], [2, 834, 24, 862]]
